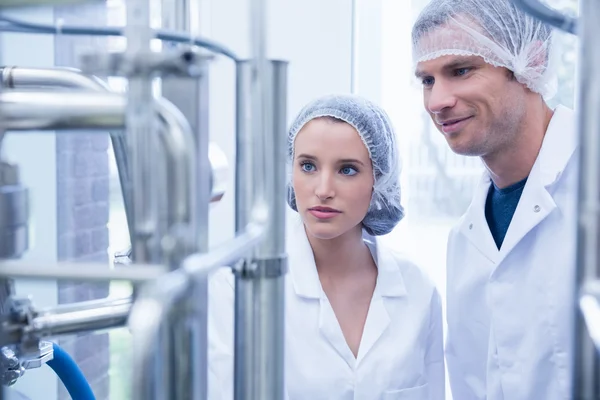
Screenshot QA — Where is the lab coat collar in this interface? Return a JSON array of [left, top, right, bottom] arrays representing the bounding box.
[[287, 217, 407, 299], [457, 105, 577, 262]]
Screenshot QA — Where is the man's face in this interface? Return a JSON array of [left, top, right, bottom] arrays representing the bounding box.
[[415, 54, 528, 158]]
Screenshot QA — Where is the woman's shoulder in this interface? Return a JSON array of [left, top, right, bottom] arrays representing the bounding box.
[[375, 239, 440, 298]]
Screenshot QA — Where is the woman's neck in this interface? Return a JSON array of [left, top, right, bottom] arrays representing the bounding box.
[[306, 225, 374, 278]]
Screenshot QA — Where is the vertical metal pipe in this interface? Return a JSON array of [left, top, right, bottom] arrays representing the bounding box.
[[252, 60, 288, 400], [125, 0, 168, 398], [234, 59, 288, 400], [160, 0, 210, 398], [125, 0, 159, 264], [573, 0, 600, 398], [234, 60, 256, 399]]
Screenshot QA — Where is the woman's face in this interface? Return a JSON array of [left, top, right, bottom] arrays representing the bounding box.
[[292, 117, 374, 240]]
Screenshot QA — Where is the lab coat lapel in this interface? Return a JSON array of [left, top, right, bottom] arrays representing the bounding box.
[[356, 239, 407, 365], [498, 105, 576, 262], [457, 105, 577, 265], [458, 173, 499, 263], [287, 218, 357, 367], [319, 297, 358, 368]]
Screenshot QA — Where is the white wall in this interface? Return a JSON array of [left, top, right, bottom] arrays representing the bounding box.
[[0, 7, 59, 400], [202, 0, 383, 246]]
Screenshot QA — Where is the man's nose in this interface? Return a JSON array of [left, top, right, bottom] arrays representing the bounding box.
[[426, 80, 457, 114]]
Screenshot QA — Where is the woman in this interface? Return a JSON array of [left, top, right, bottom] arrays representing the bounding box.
[[209, 94, 445, 400]]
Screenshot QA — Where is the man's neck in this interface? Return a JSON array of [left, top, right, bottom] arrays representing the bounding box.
[[306, 225, 373, 278], [483, 102, 554, 189]]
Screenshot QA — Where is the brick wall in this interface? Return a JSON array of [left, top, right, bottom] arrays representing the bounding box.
[[54, 4, 111, 400]]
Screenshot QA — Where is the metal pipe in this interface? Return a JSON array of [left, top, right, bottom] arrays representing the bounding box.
[[233, 59, 288, 400], [252, 60, 288, 400], [125, 0, 159, 265], [0, 261, 167, 282], [573, 0, 600, 397], [0, 91, 126, 131], [36, 296, 131, 315], [160, 0, 211, 397], [234, 59, 257, 399], [0, 0, 102, 7], [0, 66, 135, 242], [1, 66, 109, 92], [25, 298, 131, 339], [130, 221, 266, 400]]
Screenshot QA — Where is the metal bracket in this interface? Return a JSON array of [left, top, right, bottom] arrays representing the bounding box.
[[236, 256, 288, 279]]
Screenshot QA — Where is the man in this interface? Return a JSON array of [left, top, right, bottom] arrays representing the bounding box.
[[412, 1, 577, 399]]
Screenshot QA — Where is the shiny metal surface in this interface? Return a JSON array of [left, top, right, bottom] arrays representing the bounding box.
[[26, 298, 130, 339], [130, 220, 266, 400], [234, 60, 257, 399], [0, 66, 135, 241], [160, 0, 212, 396], [125, 0, 160, 266], [0, 261, 168, 282], [0, 0, 101, 6], [233, 59, 288, 400], [0, 91, 126, 131], [574, 0, 600, 396], [1, 66, 108, 92]]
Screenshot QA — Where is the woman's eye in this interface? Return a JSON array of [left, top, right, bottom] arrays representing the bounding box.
[[340, 166, 357, 176], [301, 162, 315, 172]]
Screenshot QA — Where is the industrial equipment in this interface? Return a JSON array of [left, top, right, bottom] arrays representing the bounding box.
[[0, 0, 288, 399]]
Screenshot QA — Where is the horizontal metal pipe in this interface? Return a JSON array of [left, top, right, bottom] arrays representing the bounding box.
[[0, 90, 224, 206], [0, 91, 126, 131], [130, 219, 267, 400], [0, 261, 167, 282], [183, 219, 267, 278], [1, 66, 109, 92], [36, 296, 132, 315], [26, 298, 131, 338], [1, 66, 131, 244]]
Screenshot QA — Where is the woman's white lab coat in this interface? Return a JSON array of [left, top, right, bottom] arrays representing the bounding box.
[[208, 216, 445, 400], [445, 105, 578, 400]]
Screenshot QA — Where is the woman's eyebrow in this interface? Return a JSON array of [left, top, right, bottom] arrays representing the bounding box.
[[339, 158, 365, 166], [296, 153, 316, 160]]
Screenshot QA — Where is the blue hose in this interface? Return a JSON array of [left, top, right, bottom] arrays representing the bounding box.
[[46, 342, 96, 400]]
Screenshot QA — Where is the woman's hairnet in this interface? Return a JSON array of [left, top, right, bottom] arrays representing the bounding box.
[[412, 0, 557, 98], [287, 94, 404, 236]]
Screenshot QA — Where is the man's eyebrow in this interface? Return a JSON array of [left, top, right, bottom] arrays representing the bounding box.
[[415, 58, 478, 78], [415, 69, 428, 78]]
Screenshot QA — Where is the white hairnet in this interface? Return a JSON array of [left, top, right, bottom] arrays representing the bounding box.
[[287, 94, 404, 236], [412, 0, 557, 98]]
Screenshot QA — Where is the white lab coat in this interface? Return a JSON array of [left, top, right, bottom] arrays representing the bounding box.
[[445, 105, 578, 400], [208, 216, 445, 400]]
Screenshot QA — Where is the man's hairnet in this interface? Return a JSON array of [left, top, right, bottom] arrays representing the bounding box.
[[412, 0, 557, 98], [287, 94, 404, 236]]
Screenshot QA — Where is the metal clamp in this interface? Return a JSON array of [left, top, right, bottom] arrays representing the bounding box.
[[80, 47, 213, 78], [236, 256, 288, 279], [0, 341, 54, 386], [20, 341, 53, 370]]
